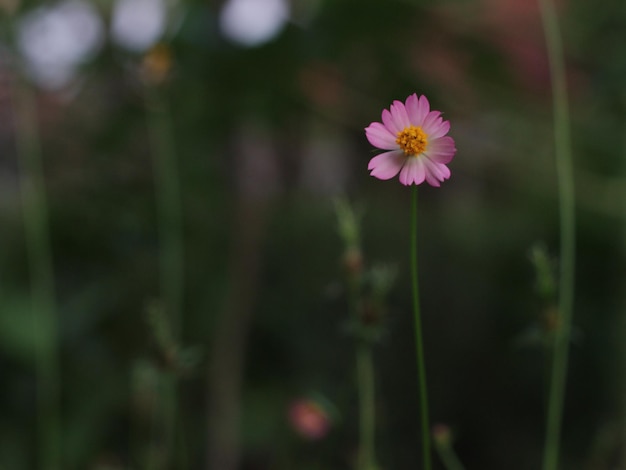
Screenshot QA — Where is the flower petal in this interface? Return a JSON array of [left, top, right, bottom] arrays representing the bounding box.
[[426, 171, 441, 188], [382, 108, 401, 134], [390, 100, 411, 130], [399, 156, 426, 186], [409, 95, 430, 127], [424, 171, 441, 187], [365, 122, 398, 150], [422, 111, 442, 135], [405, 93, 419, 124], [425, 136, 456, 164], [426, 119, 450, 139], [422, 156, 451, 187], [368, 150, 406, 180]]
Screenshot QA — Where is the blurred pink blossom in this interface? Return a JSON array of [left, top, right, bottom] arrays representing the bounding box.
[[365, 94, 456, 186], [288, 398, 331, 440]]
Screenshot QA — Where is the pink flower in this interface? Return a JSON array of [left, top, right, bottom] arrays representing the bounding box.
[[365, 94, 456, 186], [288, 398, 331, 440]]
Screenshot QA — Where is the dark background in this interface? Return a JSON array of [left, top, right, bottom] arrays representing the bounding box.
[[0, 0, 625, 468]]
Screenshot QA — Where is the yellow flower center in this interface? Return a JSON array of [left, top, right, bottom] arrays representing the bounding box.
[[396, 126, 428, 156]]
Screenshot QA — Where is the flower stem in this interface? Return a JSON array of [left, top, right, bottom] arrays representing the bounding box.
[[411, 185, 431, 470], [15, 76, 60, 470], [621, 97, 626, 470], [356, 341, 377, 470], [146, 87, 184, 467], [538, 0, 576, 469]]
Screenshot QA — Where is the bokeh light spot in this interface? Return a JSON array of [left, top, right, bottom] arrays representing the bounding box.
[[110, 0, 167, 53], [219, 0, 288, 47], [17, 0, 104, 89]]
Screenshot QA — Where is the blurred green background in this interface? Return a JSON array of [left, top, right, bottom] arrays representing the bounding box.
[[0, 0, 625, 468]]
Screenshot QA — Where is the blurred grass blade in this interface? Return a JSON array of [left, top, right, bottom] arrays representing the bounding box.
[[15, 76, 60, 470], [538, 0, 576, 468], [145, 85, 184, 468]]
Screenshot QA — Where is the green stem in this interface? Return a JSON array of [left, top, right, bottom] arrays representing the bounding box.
[[538, 0, 576, 469], [356, 342, 376, 470], [146, 87, 184, 467], [411, 185, 431, 470], [434, 443, 466, 470], [620, 94, 626, 470], [146, 88, 184, 351], [344, 243, 377, 470], [615, 92, 626, 468], [15, 77, 60, 470]]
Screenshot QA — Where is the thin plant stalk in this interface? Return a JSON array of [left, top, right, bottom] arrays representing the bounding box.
[[337, 197, 378, 470], [538, 0, 576, 468], [146, 87, 184, 467], [356, 342, 377, 470], [411, 185, 431, 470], [344, 243, 377, 470], [436, 448, 465, 470], [14, 77, 60, 470], [621, 95, 626, 470], [434, 443, 466, 470]]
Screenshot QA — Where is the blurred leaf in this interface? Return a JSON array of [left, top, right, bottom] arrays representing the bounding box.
[[0, 293, 49, 363]]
